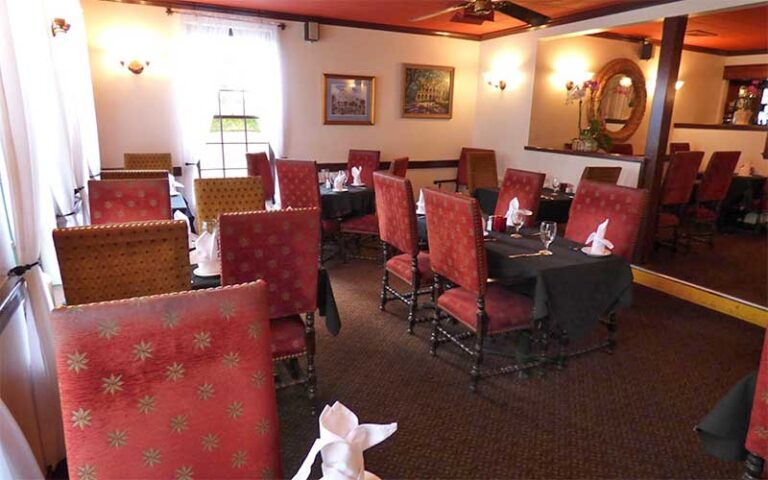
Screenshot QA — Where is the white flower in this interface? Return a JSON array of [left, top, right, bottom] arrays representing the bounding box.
[[142, 448, 161, 467], [170, 414, 188, 433], [67, 351, 89, 373], [223, 352, 240, 368], [227, 401, 243, 420], [107, 429, 127, 448], [137, 394, 156, 414], [77, 464, 96, 480], [197, 383, 215, 401], [71, 407, 92, 430], [165, 362, 185, 382], [192, 331, 212, 350], [201, 433, 220, 452], [102, 373, 124, 395], [97, 319, 119, 340], [175, 465, 194, 480], [132, 340, 153, 361], [231, 450, 248, 469]]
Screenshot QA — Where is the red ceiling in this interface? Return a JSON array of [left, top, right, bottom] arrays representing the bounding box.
[[606, 6, 768, 52], [176, 0, 662, 36]]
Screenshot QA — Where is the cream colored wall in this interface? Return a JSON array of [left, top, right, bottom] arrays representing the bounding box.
[[82, 0, 479, 171], [671, 49, 726, 125], [726, 54, 768, 66]]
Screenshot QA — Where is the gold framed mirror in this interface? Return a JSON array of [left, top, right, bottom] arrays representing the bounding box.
[[588, 58, 647, 142]]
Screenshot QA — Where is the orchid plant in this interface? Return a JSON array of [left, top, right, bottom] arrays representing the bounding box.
[[565, 79, 612, 151]]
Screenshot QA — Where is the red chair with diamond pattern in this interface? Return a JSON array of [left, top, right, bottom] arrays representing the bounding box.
[[219, 208, 320, 412], [685, 151, 740, 247], [744, 333, 768, 479], [493, 168, 545, 227], [374, 172, 432, 333], [423, 188, 534, 392], [246, 152, 275, 202], [52, 282, 282, 479], [433, 147, 494, 192], [346, 149, 380, 187], [656, 151, 704, 251], [88, 179, 171, 225], [388, 157, 409, 178]]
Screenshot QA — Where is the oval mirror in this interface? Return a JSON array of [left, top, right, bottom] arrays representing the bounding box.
[[588, 58, 647, 142]]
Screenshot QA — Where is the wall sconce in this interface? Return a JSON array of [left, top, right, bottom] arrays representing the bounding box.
[[51, 18, 70, 36], [675, 80, 685, 90], [483, 72, 507, 91], [120, 59, 150, 75]]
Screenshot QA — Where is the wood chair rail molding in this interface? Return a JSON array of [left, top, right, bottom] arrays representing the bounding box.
[[588, 58, 647, 143]]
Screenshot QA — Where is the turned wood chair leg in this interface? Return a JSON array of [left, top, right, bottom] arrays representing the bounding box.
[[304, 312, 317, 416], [743, 453, 764, 480], [470, 296, 487, 393], [430, 274, 441, 356], [379, 242, 389, 311], [407, 255, 419, 334]]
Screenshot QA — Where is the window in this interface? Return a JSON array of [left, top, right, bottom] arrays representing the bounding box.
[[201, 89, 270, 178]]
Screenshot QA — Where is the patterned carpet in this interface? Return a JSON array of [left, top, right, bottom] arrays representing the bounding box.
[[276, 258, 764, 479]]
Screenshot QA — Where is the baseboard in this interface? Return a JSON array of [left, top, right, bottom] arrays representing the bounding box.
[[631, 266, 768, 328]]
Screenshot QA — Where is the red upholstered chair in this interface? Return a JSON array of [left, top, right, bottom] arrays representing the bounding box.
[[685, 151, 741, 247], [88, 179, 171, 225], [423, 188, 534, 392], [433, 147, 494, 192], [745, 333, 768, 480], [610, 143, 634, 155], [656, 151, 704, 251], [276, 160, 321, 210], [246, 152, 275, 202], [219, 208, 320, 412], [565, 180, 649, 262], [669, 142, 691, 155], [374, 172, 432, 333], [52, 282, 282, 479], [388, 157, 409, 178], [493, 168, 545, 227], [346, 149, 380, 187]]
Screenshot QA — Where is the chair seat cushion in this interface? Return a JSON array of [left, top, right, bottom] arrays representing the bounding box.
[[657, 212, 680, 228], [271, 315, 306, 358], [386, 251, 432, 286], [687, 206, 717, 221], [437, 283, 532, 335], [340, 214, 379, 234]]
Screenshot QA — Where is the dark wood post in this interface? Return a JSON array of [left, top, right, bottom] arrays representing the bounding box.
[[638, 15, 688, 262]]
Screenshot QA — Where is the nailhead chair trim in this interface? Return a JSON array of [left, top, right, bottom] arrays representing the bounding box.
[[100, 170, 169, 180]]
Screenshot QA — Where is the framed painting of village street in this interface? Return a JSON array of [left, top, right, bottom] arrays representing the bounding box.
[[323, 74, 376, 125], [402, 64, 454, 119]]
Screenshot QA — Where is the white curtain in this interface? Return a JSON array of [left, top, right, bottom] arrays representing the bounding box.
[[0, 401, 44, 479]]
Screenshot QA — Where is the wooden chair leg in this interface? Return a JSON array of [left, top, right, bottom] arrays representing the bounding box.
[[430, 274, 441, 356], [606, 312, 617, 354], [407, 256, 419, 334], [470, 297, 487, 393], [379, 242, 389, 312], [304, 312, 317, 415], [744, 453, 764, 480]]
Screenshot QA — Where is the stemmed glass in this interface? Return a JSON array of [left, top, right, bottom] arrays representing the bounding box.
[[510, 209, 531, 238], [551, 177, 560, 192], [539, 221, 557, 255]]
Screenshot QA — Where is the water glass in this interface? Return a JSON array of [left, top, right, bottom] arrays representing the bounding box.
[[511, 211, 525, 238], [551, 177, 560, 191], [539, 221, 557, 255]]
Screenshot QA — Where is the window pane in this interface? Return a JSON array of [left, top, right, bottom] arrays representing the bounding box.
[[224, 144, 247, 169], [201, 169, 225, 179], [219, 90, 244, 116], [222, 127, 247, 144], [246, 143, 268, 154], [225, 169, 248, 178], [200, 144, 223, 170]]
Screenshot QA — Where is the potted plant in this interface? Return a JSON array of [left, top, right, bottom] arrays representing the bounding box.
[[566, 80, 613, 152]]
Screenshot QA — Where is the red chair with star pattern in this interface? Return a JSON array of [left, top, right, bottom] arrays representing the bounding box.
[[346, 149, 380, 187], [88, 179, 171, 225], [656, 151, 703, 251], [246, 152, 275, 202], [52, 282, 282, 479], [745, 333, 768, 479], [219, 208, 320, 412], [423, 188, 534, 392], [374, 172, 432, 333], [494, 168, 545, 227], [388, 157, 409, 178], [341, 151, 381, 259], [276, 160, 321, 210]]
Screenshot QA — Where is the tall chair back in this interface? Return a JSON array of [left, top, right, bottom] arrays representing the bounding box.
[[347, 150, 380, 187], [697, 151, 741, 203], [581, 166, 623, 185], [373, 172, 418, 257], [194, 177, 265, 231], [423, 188, 487, 295], [246, 152, 275, 201], [669, 142, 691, 155], [565, 180, 649, 261], [466, 151, 498, 194], [219, 208, 320, 319], [660, 151, 704, 206], [457, 147, 493, 189], [610, 143, 634, 155], [53, 220, 190, 305], [124, 153, 173, 173], [52, 282, 282, 479], [494, 168, 545, 226], [88, 179, 171, 225], [388, 157, 409, 178], [276, 160, 320, 209], [100, 169, 168, 180]]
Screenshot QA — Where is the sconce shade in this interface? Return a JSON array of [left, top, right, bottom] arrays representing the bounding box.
[[121, 59, 150, 75]]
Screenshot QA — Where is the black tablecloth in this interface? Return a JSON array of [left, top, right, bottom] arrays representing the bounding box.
[[190, 267, 341, 336], [474, 187, 574, 224], [320, 185, 375, 220], [696, 371, 756, 461]]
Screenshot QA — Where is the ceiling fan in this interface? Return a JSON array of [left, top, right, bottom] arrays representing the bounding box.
[[411, 0, 550, 26]]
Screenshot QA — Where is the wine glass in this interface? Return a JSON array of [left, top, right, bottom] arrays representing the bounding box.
[[539, 221, 557, 255], [551, 177, 560, 192], [510, 209, 529, 238]]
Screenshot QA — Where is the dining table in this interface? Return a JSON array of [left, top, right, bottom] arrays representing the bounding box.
[[474, 187, 575, 224], [320, 184, 375, 220]]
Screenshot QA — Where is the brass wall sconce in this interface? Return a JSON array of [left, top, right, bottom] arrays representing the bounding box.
[[51, 18, 70, 36], [120, 59, 150, 75], [483, 72, 507, 91]]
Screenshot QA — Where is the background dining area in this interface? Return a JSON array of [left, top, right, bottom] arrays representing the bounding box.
[[1, 0, 767, 479]]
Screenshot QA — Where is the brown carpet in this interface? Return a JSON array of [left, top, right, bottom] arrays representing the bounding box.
[[276, 258, 764, 479], [645, 231, 767, 306]]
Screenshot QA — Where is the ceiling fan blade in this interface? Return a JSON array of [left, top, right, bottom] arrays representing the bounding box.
[[410, 3, 472, 22], [493, 1, 550, 26]]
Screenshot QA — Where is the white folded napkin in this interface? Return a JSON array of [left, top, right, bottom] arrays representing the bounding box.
[[194, 228, 219, 274], [292, 402, 397, 480], [334, 171, 347, 191], [415, 189, 426, 215], [586, 219, 614, 255], [504, 197, 519, 227], [351, 166, 363, 186]]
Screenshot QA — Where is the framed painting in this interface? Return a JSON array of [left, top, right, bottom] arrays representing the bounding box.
[[402, 64, 455, 119], [323, 74, 376, 125]]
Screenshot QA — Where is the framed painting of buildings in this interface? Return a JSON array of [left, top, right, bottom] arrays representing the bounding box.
[[323, 74, 376, 125], [402, 64, 454, 119]]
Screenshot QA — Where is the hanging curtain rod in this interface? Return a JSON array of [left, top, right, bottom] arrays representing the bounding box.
[[165, 6, 286, 30]]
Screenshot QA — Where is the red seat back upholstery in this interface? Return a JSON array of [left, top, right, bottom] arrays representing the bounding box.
[[494, 168, 545, 227], [669, 142, 691, 155], [276, 160, 320, 209], [347, 150, 380, 187], [373, 172, 418, 257], [219, 208, 320, 318], [457, 147, 494, 187], [660, 151, 704, 206], [423, 188, 487, 295], [565, 180, 649, 261], [697, 151, 740, 203], [52, 282, 282, 479], [388, 157, 409, 178], [89, 179, 171, 224], [246, 152, 275, 201], [610, 143, 634, 155], [746, 333, 768, 461]]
